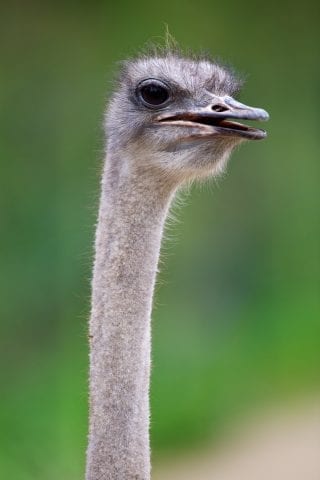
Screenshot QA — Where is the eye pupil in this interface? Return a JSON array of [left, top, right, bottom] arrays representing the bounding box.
[[139, 81, 170, 107]]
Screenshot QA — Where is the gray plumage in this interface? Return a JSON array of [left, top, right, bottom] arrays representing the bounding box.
[[86, 50, 268, 480]]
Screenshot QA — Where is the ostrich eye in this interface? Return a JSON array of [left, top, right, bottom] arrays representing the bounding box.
[[138, 79, 170, 108]]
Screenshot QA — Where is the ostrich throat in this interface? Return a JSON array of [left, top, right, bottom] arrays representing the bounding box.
[[87, 151, 175, 480]]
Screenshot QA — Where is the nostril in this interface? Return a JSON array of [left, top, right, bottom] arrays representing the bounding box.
[[211, 105, 228, 112]]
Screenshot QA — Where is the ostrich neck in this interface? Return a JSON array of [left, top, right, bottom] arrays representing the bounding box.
[[86, 152, 175, 480]]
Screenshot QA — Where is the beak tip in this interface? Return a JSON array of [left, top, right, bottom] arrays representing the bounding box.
[[260, 109, 270, 121]]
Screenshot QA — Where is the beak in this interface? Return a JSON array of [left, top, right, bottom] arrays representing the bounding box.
[[157, 95, 269, 140]]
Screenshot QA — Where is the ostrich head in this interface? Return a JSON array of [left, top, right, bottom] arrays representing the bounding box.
[[106, 52, 269, 181]]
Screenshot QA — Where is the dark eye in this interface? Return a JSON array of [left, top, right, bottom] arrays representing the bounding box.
[[138, 79, 170, 108]]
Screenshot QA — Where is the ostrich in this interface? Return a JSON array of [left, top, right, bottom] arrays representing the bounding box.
[[86, 49, 269, 480]]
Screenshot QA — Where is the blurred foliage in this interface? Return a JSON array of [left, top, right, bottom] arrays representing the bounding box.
[[0, 1, 319, 478]]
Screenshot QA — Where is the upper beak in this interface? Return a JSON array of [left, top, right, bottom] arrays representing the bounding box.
[[213, 96, 269, 121], [157, 95, 269, 140]]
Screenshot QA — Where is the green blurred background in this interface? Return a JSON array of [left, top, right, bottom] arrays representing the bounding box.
[[1, 1, 319, 478]]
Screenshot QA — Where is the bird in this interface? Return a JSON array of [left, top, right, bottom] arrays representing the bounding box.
[[85, 47, 269, 480]]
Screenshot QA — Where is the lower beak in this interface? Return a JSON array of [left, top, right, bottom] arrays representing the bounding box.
[[157, 95, 269, 140]]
